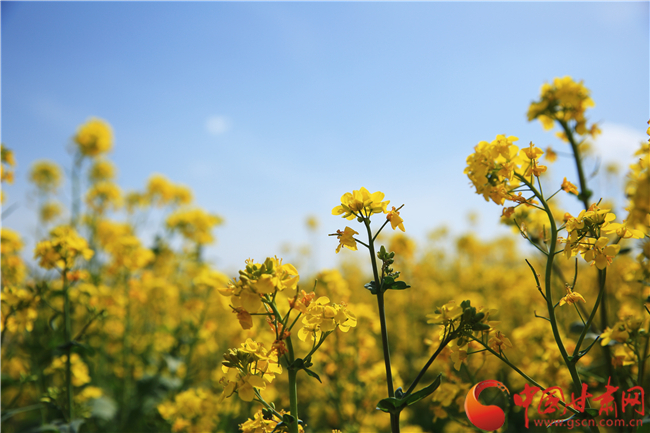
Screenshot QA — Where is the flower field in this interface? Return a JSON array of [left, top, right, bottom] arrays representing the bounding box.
[[2, 77, 649, 433]]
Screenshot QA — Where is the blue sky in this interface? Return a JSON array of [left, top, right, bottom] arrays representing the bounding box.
[[2, 1, 648, 275]]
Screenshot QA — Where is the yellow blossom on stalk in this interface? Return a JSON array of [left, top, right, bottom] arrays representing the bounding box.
[[527, 76, 596, 135], [600, 322, 630, 346], [167, 208, 223, 245], [545, 146, 558, 163], [488, 330, 513, 353], [1, 228, 27, 286], [1, 145, 16, 185], [74, 117, 113, 157], [30, 160, 63, 193], [86, 181, 123, 213], [623, 134, 650, 232], [332, 187, 390, 219], [561, 177, 579, 195], [427, 301, 463, 326], [75, 386, 103, 403], [464, 135, 527, 205], [146, 174, 192, 207], [335, 226, 358, 253], [125, 191, 149, 213], [220, 340, 282, 402], [88, 159, 117, 182], [157, 388, 220, 433], [558, 285, 586, 307], [39, 201, 63, 223], [218, 257, 299, 323], [34, 225, 94, 271], [298, 296, 357, 343], [583, 237, 620, 270], [239, 410, 278, 433], [386, 206, 405, 231], [45, 353, 91, 386], [1, 286, 40, 333]]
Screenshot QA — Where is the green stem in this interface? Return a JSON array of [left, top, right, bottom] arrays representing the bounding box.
[[70, 153, 83, 229], [573, 270, 606, 357], [364, 218, 398, 432], [559, 120, 591, 207], [62, 270, 73, 422], [286, 337, 299, 433], [405, 327, 453, 395], [517, 175, 599, 433]]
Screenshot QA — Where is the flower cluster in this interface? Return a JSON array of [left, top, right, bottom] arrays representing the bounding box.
[[332, 188, 405, 253], [559, 204, 642, 269], [297, 296, 357, 343], [157, 388, 220, 433], [74, 117, 114, 157], [464, 135, 552, 206], [332, 187, 390, 219], [1, 144, 15, 186], [527, 76, 597, 136], [33, 225, 94, 271], [166, 208, 223, 245], [220, 339, 283, 402], [218, 257, 299, 328], [30, 160, 63, 193]]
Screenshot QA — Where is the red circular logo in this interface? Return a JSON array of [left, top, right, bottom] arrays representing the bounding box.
[[465, 380, 510, 431]]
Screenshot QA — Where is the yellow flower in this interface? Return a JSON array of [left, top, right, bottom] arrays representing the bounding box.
[[561, 177, 579, 195], [488, 330, 513, 352], [34, 225, 94, 271], [166, 208, 223, 245], [386, 206, 405, 231], [600, 322, 629, 346], [558, 285, 586, 306], [39, 201, 63, 223], [427, 301, 463, 326], [582, 237, 620, 270], [1, 145, 16, 185], [86, 181, 123, 213], [298, 296, 357, 342], [74, 117, 113, 157], [545, 146, 558, 163], [335, 226, 359, 253], [527, 76, 595, 135], [332, 187, 390, 219], [88, 159, 117, 182], [30, 160, 63, 193]]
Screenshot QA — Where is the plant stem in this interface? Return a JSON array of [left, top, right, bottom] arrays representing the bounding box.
[[364, 218, 398, 432], [518, 175, 599, 433], [286, 336, 299, 433], [62, 270, 73, 422]]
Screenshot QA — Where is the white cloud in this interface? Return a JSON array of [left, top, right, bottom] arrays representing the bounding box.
[[205, 115, 231, 136], [591, 123, 646, 167]]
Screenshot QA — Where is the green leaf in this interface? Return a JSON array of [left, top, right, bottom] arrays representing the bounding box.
[[376, 397, 402, 414], [405, 374, 442, 406], [304, 368, 322, 383], [386, 281, 410, 291]]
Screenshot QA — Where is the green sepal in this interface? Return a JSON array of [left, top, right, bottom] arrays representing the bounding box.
[[364, 281, 379, 295], [304, 368, 322, 383]]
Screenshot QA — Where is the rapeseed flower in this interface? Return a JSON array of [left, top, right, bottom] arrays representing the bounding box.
[[335, 227, 358, 253], [332, 187, 389, 219], [74, 117, 113, 157]]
